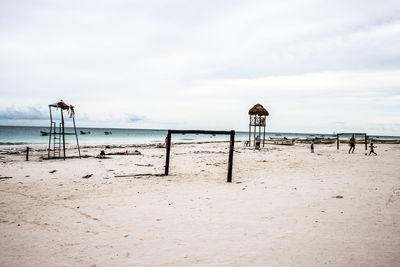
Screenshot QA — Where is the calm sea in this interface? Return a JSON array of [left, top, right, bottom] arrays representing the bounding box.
[[0, 126, 398, 146]]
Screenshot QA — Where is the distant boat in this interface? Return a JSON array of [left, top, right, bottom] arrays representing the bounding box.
[[104, 131, 112, 135], [266, 137, 296, 145], [273, 139, 297, 146], [80, 131, 91, 135], [270, 137, 285, 140], [40, 131, 50, 136]]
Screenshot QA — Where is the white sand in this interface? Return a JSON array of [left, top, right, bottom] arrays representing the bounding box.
[[0, 142, 399, 266]]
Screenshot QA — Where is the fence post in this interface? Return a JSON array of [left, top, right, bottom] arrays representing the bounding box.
[[165, 131, 171, 175], [26, 146, 29, 161], [227, 130, 235, 183], [336, 134, 339, 150]]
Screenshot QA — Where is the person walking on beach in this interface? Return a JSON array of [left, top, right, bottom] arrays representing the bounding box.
[[255, 135, 261, 149], [310, 139, 315, 153], [349, 134, 356, 153], [369, 142, 377, 156]]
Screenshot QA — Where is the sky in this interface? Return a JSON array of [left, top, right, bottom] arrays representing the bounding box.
[[0, 0, 400, 135]]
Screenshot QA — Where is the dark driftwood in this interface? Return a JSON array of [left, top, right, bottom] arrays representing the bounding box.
[[114, 173, 163, 178], [164, 130, 235, 183]]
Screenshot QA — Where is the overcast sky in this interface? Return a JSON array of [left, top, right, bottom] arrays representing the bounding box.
[[1, 0, 399, 135]]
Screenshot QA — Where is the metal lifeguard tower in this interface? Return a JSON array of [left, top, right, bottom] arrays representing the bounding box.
[[47, 100, 81, 159]]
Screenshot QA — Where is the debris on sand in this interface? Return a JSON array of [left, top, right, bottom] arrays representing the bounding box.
[[134, 164, 154, 167]]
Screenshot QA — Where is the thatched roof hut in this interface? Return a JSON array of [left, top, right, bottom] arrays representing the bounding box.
[[248, 104, 269, 116]]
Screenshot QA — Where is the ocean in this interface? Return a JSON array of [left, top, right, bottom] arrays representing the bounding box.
[[0, 126, 398, 146]]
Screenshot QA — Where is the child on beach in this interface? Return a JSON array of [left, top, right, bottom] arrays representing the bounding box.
[[369, 142, 377, 156], [310, 140, 315, 153]]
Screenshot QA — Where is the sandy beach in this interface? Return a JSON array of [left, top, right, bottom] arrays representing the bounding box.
[[0, 141, 399, 266]]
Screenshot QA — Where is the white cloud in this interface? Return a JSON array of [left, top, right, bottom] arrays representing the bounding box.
[[0, 0, 400, 135]]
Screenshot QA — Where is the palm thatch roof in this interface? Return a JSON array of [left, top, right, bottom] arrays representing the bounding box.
[[49, 100, 75, 117], [248, 104, 269, 116], [49, 100, 71, 109]]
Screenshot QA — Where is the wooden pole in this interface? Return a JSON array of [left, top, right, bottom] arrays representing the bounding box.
[[248, 116, 251, 146], [72, 116, 81, 158], [165, 131, 171, 175], [48, 106, 52, 159], [253, 117, 256, 146], [53, 122, 56, 157], [26, 146, 29, 161], [365, 134, 368, 150], [61, 109, 66, 160], [227, 130, 235, 183], [58, 123, 61, 158], [263, 118, 266, 147], [337, 134, 339, 150]]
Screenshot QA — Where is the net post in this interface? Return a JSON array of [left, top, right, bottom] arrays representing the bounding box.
[[165, 130, 171, 175], [227, 130, 235, 183]]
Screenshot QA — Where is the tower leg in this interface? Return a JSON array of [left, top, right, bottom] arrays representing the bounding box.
[[73, 116, 81, 158], [61, 109, 66, 160], [249, 116, 251, 146]]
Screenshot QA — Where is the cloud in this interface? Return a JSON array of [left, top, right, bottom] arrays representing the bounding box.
[[0, 106, 48, 120], [0, 1, 400, 135], [126, 114, 145, 123]]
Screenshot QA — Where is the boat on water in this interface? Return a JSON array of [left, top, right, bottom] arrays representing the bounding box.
[[104, 131, 112, 135], [40, 131, 50, 136], [80, 131, 91, 135]]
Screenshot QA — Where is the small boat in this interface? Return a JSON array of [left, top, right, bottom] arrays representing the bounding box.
[[266, 138, 297, 145], [104, 131, 112, 135], [80, 131, 91, 135], [40, 131, 50, 136], [273, 139, 297, 146], [270, 137, 285, 140], [319, 138, 336, 144]]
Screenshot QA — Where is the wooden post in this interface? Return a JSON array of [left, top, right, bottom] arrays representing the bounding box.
[[253, 118, 256, 146], [248, 116, 251, 146], [263, 118, 266, 147], [61, 109, 66, 160], [165, 131, 171, 175], [26, 147, 29, 161], [48, 107, 52, 159], [337, 134, 339, 150], [72, 116, 81, 158], [58, 122, 61, 158], [365, 134, 368, 150], [53, 122, 56, 157], [227, 130, 235, 183]]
